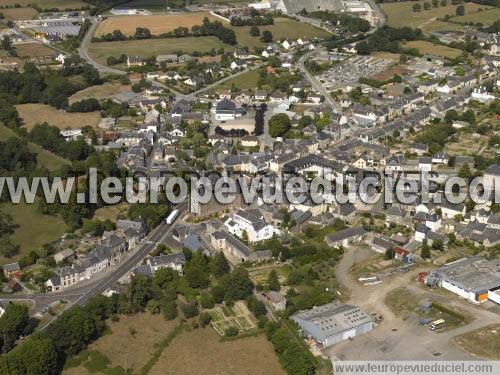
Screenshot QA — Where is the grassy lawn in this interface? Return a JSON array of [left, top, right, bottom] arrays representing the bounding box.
[[69, 82, 132, 104], [420, 19, 466, 33], [450, 7, 500, 25], [88, 36, 227, 66], [16, 103, 101, 131], [453, 324, 500, 360], [0, 200, 68, 263], [214, 69, 261, 92], [229, 17, 330, 49], [149, 327, 285, 375], [14, 43, 56, 58], [402, 40, 462, 58], [64, 313, 180, 374], [0, 125, 69, 171], [381, 1, 490, 29]]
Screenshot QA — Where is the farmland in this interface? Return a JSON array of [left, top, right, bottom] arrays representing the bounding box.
[[0, 7, 38, 20], [16, 103, 101, 131], [381, 1, 491, 30], [14, 42, 56, 58], [92, 202, 130, 223], [214, 69, 261, 92], [0, 0, 91, 9], [69, 82, 132, 104], [88, 36, 227, 65], [64, 314, 180, 374], [95, 12, 217, 37], [149, 327, 285, 375], [402, 40, 462, 58]]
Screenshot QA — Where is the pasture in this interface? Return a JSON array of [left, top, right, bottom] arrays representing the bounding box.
[[88, 36, 227, 65], [402, 40, 462, 58], [16, 103, 101, 131], [149, 327, 285, 375], [453, 324, 500, 360], [64, 314, 180, 374], [95, 12, 217, 37], [381, 1, 491, 29]]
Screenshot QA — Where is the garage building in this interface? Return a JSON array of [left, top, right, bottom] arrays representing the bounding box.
[[291, 302, 373, 348]]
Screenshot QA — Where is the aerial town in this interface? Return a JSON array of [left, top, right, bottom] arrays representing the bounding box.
[[0, 0, 499, 374]]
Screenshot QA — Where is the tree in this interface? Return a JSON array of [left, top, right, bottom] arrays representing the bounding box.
[[432, 0, 439, 7], [268, 113, 291, 138], [421, 240, 431, 259], [162, 300, 177, 320], [432, 239, 444, 251], [211, 252, 230, 278], [146, 299, 161, 314], [458, 162, 472, 179], [356, 41, 372, 55], [247, 296, 267, 317], [440, 0, 447, 6], [0, 303, 30, 352], [180, 301, 198, 318], [249, 25, 260, 37], [225, 326, 239, 337], [199, 312, 212, 327], [456, 5, 465, 16], [261, 30, 273, 43], [267, 270, 280, 291], [384, 247, 395, 260], [423, 2, 431, 10], [413, 3, 422, 12], [200, 292, 215, 308]]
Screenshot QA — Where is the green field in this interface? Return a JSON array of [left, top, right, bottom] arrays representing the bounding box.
[[88, 36, 227, 65], [381, 1, 491, 29], [403, 40, 462, 58], [450, 7, 500, 25], [230, 17, 331, 49], [214, 69, 261, 92], [120, 0, 248, 11], [1, 200, 68, 263]]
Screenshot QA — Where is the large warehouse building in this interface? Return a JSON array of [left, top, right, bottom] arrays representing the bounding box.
[[291, 302, 373, 348], [427, 257, 500, 304]]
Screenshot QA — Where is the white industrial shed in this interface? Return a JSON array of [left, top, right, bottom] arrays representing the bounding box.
[[291, 302, 373, 348]]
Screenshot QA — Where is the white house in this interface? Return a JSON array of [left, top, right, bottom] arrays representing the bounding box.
[[224, 208, 279, 243]]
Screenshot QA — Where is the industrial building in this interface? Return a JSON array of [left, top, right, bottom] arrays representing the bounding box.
[[291, 302, 373, 347], [427, 257, 500, 304]]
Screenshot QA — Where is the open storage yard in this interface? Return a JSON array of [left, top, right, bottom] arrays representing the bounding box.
[[149, 327, 285, 375], [402, 40, 462, 58], [16, 103, 101, 130], [381, 1, 492, 30], [95, 12, 218, 37]]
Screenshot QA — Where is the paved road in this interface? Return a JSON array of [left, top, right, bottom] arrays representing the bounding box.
[[78, 21, 127, 75], [297, 49, 343, 113], [0, 201, 188, 325]]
